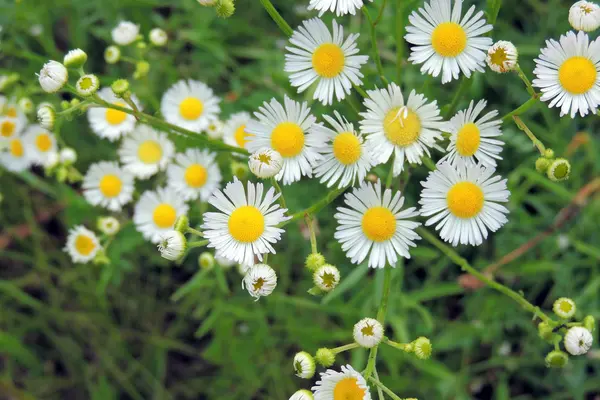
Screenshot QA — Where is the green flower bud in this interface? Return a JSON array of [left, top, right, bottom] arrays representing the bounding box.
[[538, 322, 555, 343], [412, 337, 432, 360], [547, 158, 571, 182], [133, 61, 150, 79], [553, 297, 576, 319], [583, 315, 596, 333], [111, 79, 130, 97], [293, 351, 316, 379], [93, 250, 111, 266], [215, 0, 235, 18], [56, 166, 68, 182], [535, 157, 550, 173], [544, 148, 555, 159], [305, 252, 326, 271], [198, 252, 215, 270], [60, 100, 70, 110], [63, 49, 88, 69], [545, 350, 569, 368], [70, 98, 81, 107], [174, 215, 189, 233], [231, 161, 249, 180], [136, 41, 148, 50], [104, 46, 121, 64], [315, 348, 335, 367]]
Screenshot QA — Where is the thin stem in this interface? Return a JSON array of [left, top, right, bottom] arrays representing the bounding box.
[[513, 115, 546, 154], [280, 186, 347, 227], [331, 342, 359, 354], [374, 0, 388, 25], [515, 64, 537, 97], [373, 369, 385, 400], [395, 0, 404, 82], [259, 0, 293, 37], [186, 227, 204, 237], [271, 178, 288, 210], [188, 240, 209, 249], [362, 6, 389, 85], [367, 376, 403, 400], [353, 84, 368, 98], [444, 77, 471, 118], [305, 214, 318, 254], [385, 162, 394, 190], [382, 337, 411, 352], [364, 266, 393, 379], [501, 96, 538, 122]]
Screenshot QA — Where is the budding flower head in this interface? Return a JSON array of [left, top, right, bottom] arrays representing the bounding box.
[[248, 148, 283, 179], [412, 337, 433, 360], [293, 351, 316, 379], [44, 152, 60, 170], [18, 97, 34, 114], [111, 21, 140, 46], [547, 158, 571, 182], [584, 315, 596, 332], [486, 40, 518, 73], [205, 119, 224, 139], [538, 321, 557, 343], [158, 231, 187, 261], [564, 326, 593, 356], [104, 46, 121, 64], [38, 61, 68, 93], [313, 264, 340, 292], [97, 216, 121, 236], [111, 79, 130, 97], [545, 350, 569, 368], [59, 147, 77, 165], [76, 74, 100, 97], [544, 148, 555, 159], [242, 264, 277, 301], [63, 49, 88, 68], [215, 0, 235, 18], [133, 61, 150, 79], [353, 317, 384, 348], [569, 1, 600, 32], [315, 348, 335, 367], [305, 252, 326, 271], [553, 297, 577, 319], [535, 157, 550, 173], [174, 215, 189, 233], [198, 252, 215, 270], [149, 28, 168, 46], [37, 105, 56, 131], [230, 161, 249, 180], [289, 390, 314, 400]]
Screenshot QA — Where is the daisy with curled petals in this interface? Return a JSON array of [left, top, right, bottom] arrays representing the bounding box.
[[133, 187, 189, 243], [308, 0, 372, 17], [166, 148, 222, 201], [201, 178, 290, 266], [223, 112, 253, 150], [82, 161, 135, 211], [87, 88, 141, 141], [419, 162, 510, 247], [160, 79, 220, 133], [439, 99, 504, 169], [0, 135, 32, 172], [22, 125, 57, 167], [405, 0, 493, 83], [334, 180, 421, 269], [312, 364, 371, 400], [285, 18, 368, 105], [532, 30, 600, 118], [118, 125, 174, 179], [64, 225, 100, 263], [246, 96, 325, 185], [359, 83, 444, 177], [313, 111, 375, 188]]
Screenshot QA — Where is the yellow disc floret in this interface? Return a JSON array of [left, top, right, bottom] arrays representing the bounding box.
[[105, 102, 128, 125], [137, 140, 163, 164], [333, 378, 366, 400], [75, 234, 96, 256], [153, 204, 177, 228], [446, 181, 484, 218], [228, 205, 265, 243], [234, 124, 249, 148], [184, 164, 208, 188], [99, 174, 123, 197], [179, 97, 204, 120], [312, 43, 345, 78], [431, 22, 467, 57], [35, 133, 52, 152], [1, 121, 15, 137], [332, 132, 362, 165], [361, 206, 397, 242], [455, 122, 481, 156], [559, 56, 597, 95], [271, 122, 305, 157], [10, 139, 24, 157], [383, 108, 421, 147]]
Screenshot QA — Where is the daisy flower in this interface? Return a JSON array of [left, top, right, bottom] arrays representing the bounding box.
[[405, 0, 493, 83], [205, 119, 224, 139], [285, 18, 368, 105], [158, 230, 187, 261], [359, 83, 444, 177], [313, 111, 375, 188], [223, 112, 253, 150], [248, 148, 284, 179], [308, 0, 372, 16], [1, 114, 26, 141], [532, 30, 600, 118], [439, 99, 504, 169], [334, 180, 421, 269], [419, 162, 510, 247], [201, 178, 290, 266], [0, 135, 32, 172], [564, 327, 593, 355], [118, 125, 175, 179], [293, 352, 316, 379], [22, 125, 57, 166], [312, 364, 371, 400], [133, 187, 189, 243], [160, 79, 220, 133], [353, 318, 384, 348], [87, 87, 140, 141], [569, 1, 600, 32], [166, 148, 222, 201], [82, 161, 135, 211], [242, 263, 278, 300], [486, 41, 518, 73], [246, 96, 324, 185], [64, 225, 101, 263]]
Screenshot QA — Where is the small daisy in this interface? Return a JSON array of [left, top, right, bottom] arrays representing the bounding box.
[[22, 125, 57, 166], [313, 264, 341, 292], [0, 115, 26, 141], [248, 148, 284, 179], [360, 83, 444, 177], [439, 100, 504, 169], [313, 111, 375, 188], [205, 118, 224, 139], [353, 318, 384, 348], [133, 187, 189, 243], [553, 297, 577, 319], [0, 135, 32, 172], [64, 225, 101, 263], [201, 178, 290, 266], [97, 216, 121, 235], [486, 41, 518, 73], [160, 79, 220, 133], [308, 0, 372, 16], [118, 125, 175, 179], [312, 364, 371, 400], [112, 21, 139, 46], [158, 230, 187, 261], [166, 148, 221, 201], [334, 180, 421, 269], [412, 337, 433, 359], [223, 112, 253, 150], [569, 1, 600, 32], [285, 18, 369, 105], [246, 96, 324, 185], [405, 0, 493, 83], [293, 351, 316, 379], [419, 162, 510, 247], [532, 30, 600, 118], [88, 87, 140, 141], [82, 161, 135, 211], [564, 327, 593, 355], [242, 263, 278, 300]]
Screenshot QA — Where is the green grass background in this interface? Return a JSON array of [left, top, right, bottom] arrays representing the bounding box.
[[1, 0, 599, 398]]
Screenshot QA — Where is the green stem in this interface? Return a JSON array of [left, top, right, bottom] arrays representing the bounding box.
[[259, 0, 293, 37], [280, 186, 348, 227], [444, 77, 471, 118], [362, 6, 389, 85], [374, 0, 388, 25], [515, 64, 537, 97], [395, 0, 404, 82], [271, 178, 288, 210], [188, 240, 209, 249], [186, 227, 204, 237], [501, 96, 539, 122], [382, 337, 411, 352], [367, 376, 403, 400], [353, 84, 368, 98], [513, 115, 546, 155], [305, 214, 318, 254], [385, 162, 394, 190], [364, 266, 393, 379], [372, 369, 385, 400], [331, 342, 360, 354]]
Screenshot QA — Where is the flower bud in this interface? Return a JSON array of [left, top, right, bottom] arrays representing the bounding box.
[[111, 79, 130, 98], [412, 337, 432, 360], [544, 148, 555, 159], [547, 158, 571, 182], [569, 1, 600, 32], [215, 0, 235, 18], [97, 216, 120, 235], [136, 42, 147, 50], [63, 49, 88, 69], [174, 215, 189, 233], [315, 348, 335, 367], [133, 61, 150, 79], [553, 297, 576, 319], [537, 322, 556, 343], [112, 21, 140, 46], [104, 46, 121, 64], [60, 100, 70, 110], [293, 351, 316, 379], [535, 157, 550, 173], [76, 74, 100, 97], [18, 97, 34, 114], [353, 318, 384, 348], [157, 230, 187, 261], [56, 166, 68, 182], [231, 161, 249, 180], [305, 252, 326, 271], [38, 61, 68, 93], [564, 326, 593, 356], [37, 105, 56, 130], [149, 28, 168, 46], [486, 40, 518, 73], [198, 252, 215, 270], [60, 147, 77, 165], [248, 148, 283, 179], [242, 264, 277, 300], [313, 264, 340, 292], [545, 350, 569, 368], [584, 315, 596, 333], [206, 119, 224, 139], [289, 390, 314, 400], [44, 151, 60, 170]]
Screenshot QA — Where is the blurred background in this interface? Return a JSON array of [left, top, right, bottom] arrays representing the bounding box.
[[1, 0, 599, 399]]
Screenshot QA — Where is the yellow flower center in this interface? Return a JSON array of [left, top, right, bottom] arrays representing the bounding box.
[[179, 97, 204, 120], [320, 272, 337, 288], [35, 133, 52, 152], [1, 121, 15, 137], [137, 140, 163, 164], [99, 174, 122, 198], [312, 43, 345, 78], [75, 234, 96, 256], [559, 301, 573, 313], [105, 102, 127, 125], [258, 153, 272, 164], [361, 206, 396, 242], [228, 205, 265, 243], [253, 278, 265, 292], [559, 56, 597, 95], [234, 124, 250, 148], [446, 182, 484, 218], [271, 122, 305, 157], [361, 324, 374, 336], [431, 22, 467, 57], [455, 122, 481, 156], [383, 108, 421, 147], [333, 132, 362, 165], [184, 163, 208, 188], [6, 107, 17, 118], [10, 139, 24, 157], [152, 203, 177, 228], [333, 378, 366, 400], [489, 47, 508, 70], [581, 4, 594, 13]]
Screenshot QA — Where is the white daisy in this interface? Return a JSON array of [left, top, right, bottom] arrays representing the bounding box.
[[166, 148, 222, 201], [223, 112, 252, 150], [0, 135, 32, 172], [201, 178, 290, 266], [64, 225, 101, 263], [97, 216, 120, 235], [405, 0, 493, 83], [569, 1, 600, 32], [532, 30, 600, 118], [360, 83, 444, 177], [285, 18, 369, 105], [22, 125, 57, 166], [112, 21, 140, 46], [160, 79, 220, 133], [439, 99, 504, 169], [1, 114, 26, 142], [313, 111, 375, 188], [82, 161, 135, 211], [205, 118, 224, 139], [334, 180, 421, 269], [353, 317, 384, 348], [419, 162, 510, 247], [242, 263, 278, 300], [486, 41, 518, 73], [564, 327, 593, 355], [87, 87, 140, 141], [308, 0, 372, 16], [133, 187, 189, 243], [118, 125, 175, 179], [313, 264, 341, 292], [248, 148, 283, 179], [246, 96, 324, 185], [312, 364, 371, 400]]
